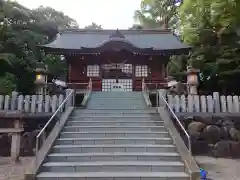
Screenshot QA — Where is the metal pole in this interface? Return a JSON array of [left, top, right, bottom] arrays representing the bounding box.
[[36, 137, 39, 152]]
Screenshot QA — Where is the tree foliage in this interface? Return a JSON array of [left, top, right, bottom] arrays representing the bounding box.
[[84, 22, 102, 29], [0, 0, 78, 94], [135, 0, 240, 94], [134, 0, 180, 30], [179, 0, 240, 93]]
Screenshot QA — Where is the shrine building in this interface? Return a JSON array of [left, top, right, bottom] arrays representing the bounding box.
[[40, 29, 190, 91]]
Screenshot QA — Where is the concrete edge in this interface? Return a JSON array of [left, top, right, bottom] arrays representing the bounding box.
[[24, 107, 74, 180], [142, 92, 152, 107], [157, 107, 200, 180], [81, 91, 92, 107]]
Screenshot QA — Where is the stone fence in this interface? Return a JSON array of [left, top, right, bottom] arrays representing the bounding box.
[[0, 89, 73, 113], [0, 89, 74, 160], [165, 92, 240, 113]]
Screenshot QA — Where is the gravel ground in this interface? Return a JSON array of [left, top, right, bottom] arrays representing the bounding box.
[[0, 156, 239, 180], [195, 156, 240, 180], [0, 157, 33, 180]]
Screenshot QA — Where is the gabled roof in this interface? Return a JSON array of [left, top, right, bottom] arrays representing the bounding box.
[[40, 29, 191, 55]]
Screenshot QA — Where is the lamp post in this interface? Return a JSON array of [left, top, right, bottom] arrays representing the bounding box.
[[186, 66, 200, 95], [35, 62, 48, 95]]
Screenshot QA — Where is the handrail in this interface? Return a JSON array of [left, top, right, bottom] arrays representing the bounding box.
[[142, 78, 152, 107], [86, 78, 92, 95], [142, 78, 149, 94], [157, 89, 192, 166], [35, 89, 75, 152]]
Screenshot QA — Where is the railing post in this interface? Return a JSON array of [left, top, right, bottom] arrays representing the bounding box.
[[158, 89, 167, 107], [72, 90, 75, 107], [142, 78, 145, 91], [65, 89, 73, 109], [90, 78, 92, 89]]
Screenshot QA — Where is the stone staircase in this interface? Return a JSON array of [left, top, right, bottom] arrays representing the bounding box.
[[36, 92, 189, 180]]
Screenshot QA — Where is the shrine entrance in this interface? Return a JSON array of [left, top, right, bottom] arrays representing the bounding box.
[[101, 63, 133, 91]]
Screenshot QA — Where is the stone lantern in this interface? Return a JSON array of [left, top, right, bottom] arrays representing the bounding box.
[[35, 62, 48, 95], [186, 66, 200, 95]]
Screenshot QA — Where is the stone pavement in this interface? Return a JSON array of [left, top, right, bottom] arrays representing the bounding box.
[[0, 157, 33, 180], [195, 156, 240, 180]]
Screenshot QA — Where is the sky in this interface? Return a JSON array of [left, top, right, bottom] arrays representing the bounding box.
[[15, 0, 142, 29]]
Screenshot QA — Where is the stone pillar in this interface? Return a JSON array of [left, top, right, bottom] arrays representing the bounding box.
[[11, 91, 18, 111], [189, 84, 198, 95], [11, 120, 23, 162], [186, 67, 200, 95]]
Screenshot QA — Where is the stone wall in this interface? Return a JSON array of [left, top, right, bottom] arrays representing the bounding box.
[[0, 130, 39, 156], [0, 116, 55, 157], [175, 115, 240, 158]]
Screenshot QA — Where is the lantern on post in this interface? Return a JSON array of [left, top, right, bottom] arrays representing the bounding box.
[[35, 62, 48, 95], [185, 66, 200, 95]]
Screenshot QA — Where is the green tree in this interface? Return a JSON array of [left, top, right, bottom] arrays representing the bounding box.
[[179, 0, 240, 93], [134, 0, 179, 30], [84, 22, 102, 29], [128, 24, 143, 30], [0, 1, 78, 94], [134, 0, 240, 93], [0, 72, 16, 94]]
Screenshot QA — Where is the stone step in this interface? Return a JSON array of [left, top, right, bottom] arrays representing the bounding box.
[[90, 95, 143, 98], [89, 95, 143, 97], [88, 97, 143, 100], [88, 100, 145, 103], [62, 126, 167, 132], [37, 172, 189, 180], [87, 102, 146, 107], [47, 152, 181, 162], [91, 92, 142, 96], [68, 117, 160, 121], [36, 91, 190, 180], [70, 112, 158, 116], [91, 94, 142, 96], [55, 137, 172, 145], [41, 161, 185, 173], [88, 99, 144, 101], [86, 107, 147, 110], [59, 131, 170, 138], [51, 144, 176, 153], [66, 121, 164, 126], [87, 102, 146, 105], [70, 113, 158, 117], [73, 109, 157, 113]]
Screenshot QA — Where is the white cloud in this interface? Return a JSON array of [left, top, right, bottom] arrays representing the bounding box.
[[15, 0, 141, 29]]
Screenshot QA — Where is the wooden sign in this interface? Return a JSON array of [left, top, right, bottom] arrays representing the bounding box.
[[102, 63, 124, 70]]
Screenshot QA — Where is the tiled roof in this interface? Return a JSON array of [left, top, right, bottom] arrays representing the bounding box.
[[41, 29, 190, 51]]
